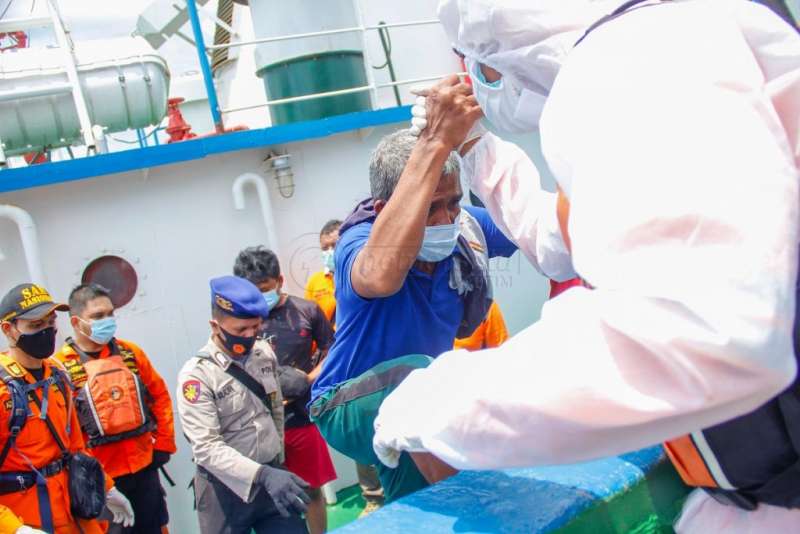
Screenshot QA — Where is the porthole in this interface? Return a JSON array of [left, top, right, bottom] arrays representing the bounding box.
[[81, 256, 138, 308]]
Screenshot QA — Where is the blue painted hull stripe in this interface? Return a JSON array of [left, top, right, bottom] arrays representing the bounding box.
[[0, 106, 412, 194]]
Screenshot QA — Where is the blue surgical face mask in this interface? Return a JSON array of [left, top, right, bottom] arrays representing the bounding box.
[[82, 316, 117, 345], [262, 290, 280, 312], [321, 249, 335, 273], [417, 213, 461, 263]]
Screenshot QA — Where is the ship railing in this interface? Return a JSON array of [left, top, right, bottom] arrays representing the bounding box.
[[185, 5, 462, 121], [205, 19, 442, 52], [220, 74, 464, 116]]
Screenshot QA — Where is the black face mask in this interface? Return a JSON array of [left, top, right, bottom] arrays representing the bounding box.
[[218, 325, 257, 357], [15, 326, 57, 360]]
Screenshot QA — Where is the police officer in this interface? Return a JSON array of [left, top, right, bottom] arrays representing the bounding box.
[[177, 276, 310, 534]]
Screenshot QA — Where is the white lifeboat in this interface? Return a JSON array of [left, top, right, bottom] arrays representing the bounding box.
[[0, 36, 169, 156]]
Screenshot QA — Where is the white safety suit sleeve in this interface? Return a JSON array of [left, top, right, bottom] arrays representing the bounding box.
[[177, 370, 262, 501], [373, 0, 800, 471], [733, 1, 800, 168], [461, 132, 576, 282]]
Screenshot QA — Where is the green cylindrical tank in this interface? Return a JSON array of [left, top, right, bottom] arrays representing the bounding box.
[[256, 50, 371, 125]]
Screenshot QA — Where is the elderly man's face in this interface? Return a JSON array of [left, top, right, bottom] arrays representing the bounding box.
[[426, 172, 462, 227]]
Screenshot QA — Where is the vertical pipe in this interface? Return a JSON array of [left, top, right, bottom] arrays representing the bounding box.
[[231, 173, 282, 262], [376, 22, 401, 107], [186, 0, 225, 133], [0, 206, 47, 286], [351, 0, 379, 109]]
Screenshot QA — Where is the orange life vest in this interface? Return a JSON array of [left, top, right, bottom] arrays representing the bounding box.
[[66, 338, 155, 448]]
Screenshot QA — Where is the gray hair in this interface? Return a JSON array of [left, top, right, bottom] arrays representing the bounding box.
[[369, 129, 460, 201]]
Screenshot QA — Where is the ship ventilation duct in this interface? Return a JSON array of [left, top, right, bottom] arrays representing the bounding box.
[[0, 205, 47, 286], [232, 173, 281, 259]]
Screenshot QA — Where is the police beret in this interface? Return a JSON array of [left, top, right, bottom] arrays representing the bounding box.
[[210, 276, 269, 319]]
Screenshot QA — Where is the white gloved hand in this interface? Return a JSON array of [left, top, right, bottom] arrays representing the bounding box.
[[106, 487, 135, 528], [409, 95, 428, 136], [409, 90, 487, 152], [373, 412, 429, 469], [373, 419, 403, 468], [16, 527, 47, 534]]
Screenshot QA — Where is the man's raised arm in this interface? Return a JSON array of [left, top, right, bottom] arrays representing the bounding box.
[[352, 76, 482, 298]]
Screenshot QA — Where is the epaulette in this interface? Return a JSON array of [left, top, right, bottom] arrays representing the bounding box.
[[0, 353, 25, 380]]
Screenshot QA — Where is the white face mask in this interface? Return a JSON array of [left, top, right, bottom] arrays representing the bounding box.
[[467, 57, 548, 134]]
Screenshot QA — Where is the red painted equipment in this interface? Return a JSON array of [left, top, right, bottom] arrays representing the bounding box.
[[166, 96, 249, 142], [0, 31, 27, 52], [165, 97, 197, 143], [459, 57, 471, 86], [23, 152, 48, 166]]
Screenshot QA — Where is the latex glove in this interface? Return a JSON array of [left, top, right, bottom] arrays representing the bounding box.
[[373, 424, 402, 469], [407, 77, 482, 149], [409, 95, 427, 136], [373, 418, 413, 468], [106, 487, 135, 527], [256, 464, 311, 517], [16, 527, 47, 534], [409, 90, 487, 151], [373, 394, 428, 468], [149, 450, 172, 471]]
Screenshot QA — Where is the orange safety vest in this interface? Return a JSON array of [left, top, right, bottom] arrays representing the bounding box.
[[454, 301, 509, 351], [69, 338, 155, 447], [0, 354, 105, 533], [54, 338, 177, 479]]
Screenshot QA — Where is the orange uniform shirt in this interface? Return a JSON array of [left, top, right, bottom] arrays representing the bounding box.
[[305, 270, 336, 325], [0, 354, 106, 534], [54, 338, 177, 479], [454, 301, 510, 351]]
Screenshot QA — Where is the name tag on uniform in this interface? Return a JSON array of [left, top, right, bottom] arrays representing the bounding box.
[[217, 384, 234, 400]]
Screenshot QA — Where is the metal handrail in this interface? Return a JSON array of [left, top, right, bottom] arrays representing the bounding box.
[[192, 5, 454, 126], [232, 85, 372, 113], [206, 19, 441, 51], [220, 72, 466, 115]]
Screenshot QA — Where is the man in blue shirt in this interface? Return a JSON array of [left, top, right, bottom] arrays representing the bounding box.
[[310, 76, 515, 502]]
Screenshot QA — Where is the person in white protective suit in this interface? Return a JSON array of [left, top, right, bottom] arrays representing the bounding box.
[[372, 0, 800, 532]]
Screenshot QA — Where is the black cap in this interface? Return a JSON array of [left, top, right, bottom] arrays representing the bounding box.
[[0, 283, 69, 322]]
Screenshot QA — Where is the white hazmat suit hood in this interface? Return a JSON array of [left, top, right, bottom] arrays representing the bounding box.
[[438, 0, 622, 95]]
